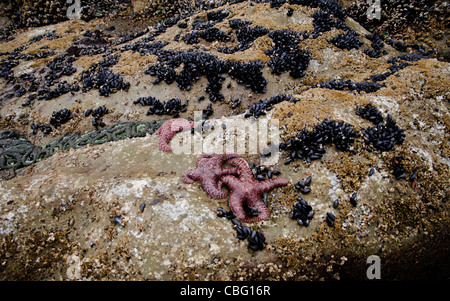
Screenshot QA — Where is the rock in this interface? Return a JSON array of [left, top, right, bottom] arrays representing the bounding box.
[[0, 0, 449, 281]]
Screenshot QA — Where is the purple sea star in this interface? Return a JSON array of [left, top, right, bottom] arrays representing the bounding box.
[[182, 153, 241, 199], [221, 157, 290, 223], [153, 118, 198, 152]]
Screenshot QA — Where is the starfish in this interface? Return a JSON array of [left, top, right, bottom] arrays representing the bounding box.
[[153, 118, 198, 152], [221, 157, 289, 223], [182, 153, 241, 199]]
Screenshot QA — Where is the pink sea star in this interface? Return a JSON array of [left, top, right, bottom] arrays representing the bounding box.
[[153, 118, 198, 152], [182, 153, 289, 222], [221, 157, 289, 223], [182, 153, 241, 199]]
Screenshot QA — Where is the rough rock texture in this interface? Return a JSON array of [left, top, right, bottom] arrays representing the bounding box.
[[343, 0, 450, 61], [0, 1, 449, 280]]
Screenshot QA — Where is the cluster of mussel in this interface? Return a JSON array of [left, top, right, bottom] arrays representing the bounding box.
[[328, 31, 364, 50], [312, 79, 384, 93], [84, 105, 109, 129], [265, 30, 311, 78], [279, 103, 406, 166], [3, 0, 131, 28], [249, 163, 281, 183], [281, 119, 359, 165], [1, 41, 79, 105], [218, 19, 269, 54], [134, 96, 189, 118], [145, 50, 268, 101], [80, 59, 130, 97], [357, 104, 406, 152], [289, 196, 315, 227], [30, 108, 74, 136], [49, 108, 72, 128], [243, 94, 300, 118], [364, 34, 386, 58], [217, 207, 267, 251]]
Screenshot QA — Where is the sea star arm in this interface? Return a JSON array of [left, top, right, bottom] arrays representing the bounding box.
[[200, 166, 240, 198], [218, 166, 240, 177], [153, 126, 162, 136], [153, 118, 198, 152], [225, 157, 254, 181], [257, 177, 290, 193], [182, 169, 201, 184], [158, 137, 175, 152], [202, 177, 229, 199], [221, 175, 247, 219], [223, 175, 270, 223], [242, 195, 270, 223], [221, 172, 289, 223]]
